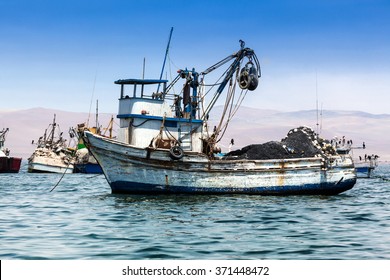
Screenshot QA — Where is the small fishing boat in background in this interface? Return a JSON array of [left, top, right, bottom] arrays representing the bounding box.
[[28, 115, 74, 173], [72, 102, 114, 174], [73, 140, 102, 174], [0, 128, 22, 173], [353, 151, 379, 178], [355, 162, 376, 178], [83, 40, 356, 195], [337, 140, 379, 178], [73, 123, 107, 174]]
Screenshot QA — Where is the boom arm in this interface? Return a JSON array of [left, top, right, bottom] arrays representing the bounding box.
[[164, 41, 260, 121], [201, 45, 260, 120]]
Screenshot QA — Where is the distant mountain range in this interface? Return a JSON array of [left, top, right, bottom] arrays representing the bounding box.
[[1, 107, 389, 161], [0, 107, 115, 160]]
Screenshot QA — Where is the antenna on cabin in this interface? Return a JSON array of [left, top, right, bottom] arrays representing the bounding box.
[[142, 57, 146, 79], [316, 71, 319, 135], [141, 57, 146, 97], [157, 27, 173, 93]]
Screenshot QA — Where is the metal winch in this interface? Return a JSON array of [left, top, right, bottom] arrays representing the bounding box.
[[238, 62, 259, 91]]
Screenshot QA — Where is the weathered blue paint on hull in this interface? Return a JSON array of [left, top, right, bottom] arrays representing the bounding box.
[[110, 178, 356, 195], [74, 163, 103, 174], [355, 167, 368, 172], [84, 132, 357, 196]]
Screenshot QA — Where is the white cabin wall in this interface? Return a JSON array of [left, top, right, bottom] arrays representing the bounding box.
[[131, 120, 163, 147], [190, 129, 203, 153], [119, 118, 204, 152], [117, 127, 129, 144], [118, 98, 173, 118], [117, 97, 204, 152]]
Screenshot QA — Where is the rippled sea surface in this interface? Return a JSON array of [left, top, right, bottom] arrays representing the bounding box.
[[1, 162, 389, 260]]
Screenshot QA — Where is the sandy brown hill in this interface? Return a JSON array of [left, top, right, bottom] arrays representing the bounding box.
[[0, 108, 115, 159]]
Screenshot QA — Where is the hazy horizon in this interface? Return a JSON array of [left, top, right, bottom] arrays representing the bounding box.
[[1, 106, 389, 161]]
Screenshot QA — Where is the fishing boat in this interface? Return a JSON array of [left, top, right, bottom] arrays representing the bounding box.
[[73, 123, 109, 174], [83, 41, 356, 195], [73, 142, 102, 174], [337, 141, 378, 178], [0, 128, 22, 173], [28, 115, 74, 173], [355, 163, 376, 178], [354, 152, 378, 178], [72, 102, 114, 174]]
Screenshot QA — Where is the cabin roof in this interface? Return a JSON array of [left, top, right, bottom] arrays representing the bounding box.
[[115, 79, 168, 85]]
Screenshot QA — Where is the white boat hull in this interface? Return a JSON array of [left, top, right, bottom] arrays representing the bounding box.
[[28, 152, 74, 174], [85, 132, 356, 195], [28, 162, 74, 174]]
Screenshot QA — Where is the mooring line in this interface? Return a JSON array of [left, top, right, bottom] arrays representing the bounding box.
[[371, 175, 390, 181], [50, 162, 71, 192], [379, 176, 390, 181], [87, 173, 102, 179]]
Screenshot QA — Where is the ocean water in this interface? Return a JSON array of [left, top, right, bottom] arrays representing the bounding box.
[[1, 162, 389, 260]]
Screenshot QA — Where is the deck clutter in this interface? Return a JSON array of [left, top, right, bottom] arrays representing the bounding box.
[[224, 126, 336, 160], [28, 115, 74, 174]]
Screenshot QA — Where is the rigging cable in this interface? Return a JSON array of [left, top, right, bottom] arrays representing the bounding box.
[[213, 62, 241, 143], [215, 78, 238, 143], [50, 161, 72, 192], [87, 69, 98, 128]]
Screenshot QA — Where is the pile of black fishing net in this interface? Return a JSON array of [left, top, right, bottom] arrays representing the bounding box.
[[223, 126, 336, 160]]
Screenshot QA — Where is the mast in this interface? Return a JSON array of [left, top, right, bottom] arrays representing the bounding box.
[[141, 57, 146, 97], [50, 114, 56, 144], [108, 116, 113, 138], [157, 27, 173, 93], [95, 99, 99, 134], [102, 115, 114, 138], [320, 102, 323, 134]]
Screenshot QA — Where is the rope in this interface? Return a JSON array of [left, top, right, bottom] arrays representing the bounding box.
[[200, 66, 241, 153], [214, 67, 249, 143], [49, 161, 72, 192], [130, 119, 150, 128], [164, 126, 178, 143], [371, 175, 390, 181], [167, 53, 177, 95], [87, 173, 103, 179], [200, 67, 230, 105]]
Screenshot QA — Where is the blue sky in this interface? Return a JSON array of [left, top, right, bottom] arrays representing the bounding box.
[[1, 0, 389, 114]]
